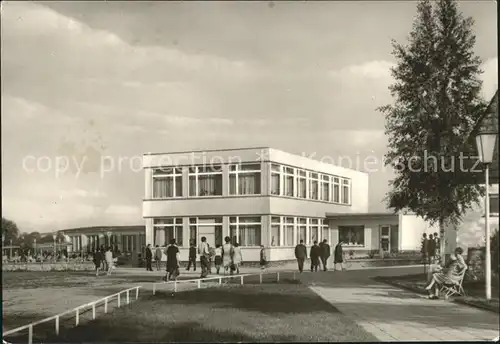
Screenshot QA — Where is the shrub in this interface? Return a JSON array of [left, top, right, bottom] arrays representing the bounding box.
[[492, 228, 499, 274]]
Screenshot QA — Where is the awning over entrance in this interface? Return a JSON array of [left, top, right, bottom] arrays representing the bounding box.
[[325, 212, 399, 222]]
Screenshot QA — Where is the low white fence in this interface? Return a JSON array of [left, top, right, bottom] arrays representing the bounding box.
[[3, 270, 301, 344], [152, 270, 297, 295], [2, 285, 142, 344]]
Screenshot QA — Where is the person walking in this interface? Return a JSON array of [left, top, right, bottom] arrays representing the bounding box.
[[421, 233, 429, 272], [186, 240, 197, 271], [93, 248, 103, 277], [198, 236, 210, 278], [105, 247, 113, 276], [221, 236, 235, 275], [165, 239, 180, 281], [155, 245, 163, 271], [233, 243, 243, 274], [334, 241, 344, 271], [145, 244, 153, 272], [320, 239, 331, 271], [259, 245, 267, 271], [214, 244, 223, 274], [294, 239, 307, 273], [310, 241, 321, 272]]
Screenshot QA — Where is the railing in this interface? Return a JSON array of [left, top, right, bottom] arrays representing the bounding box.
[[152, 270, 297, 295], [2, 285, 142, 344]]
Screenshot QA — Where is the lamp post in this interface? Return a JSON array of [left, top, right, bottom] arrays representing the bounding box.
[[475, 131, 498, 300], [33, 239, 37, 256], [10, 239, 13, 259]]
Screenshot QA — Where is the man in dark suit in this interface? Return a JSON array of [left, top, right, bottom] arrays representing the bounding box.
[[294, 239, 307, 273], [145, 244, 153, 271], [310, 241, 321, 272], [319, 239, 331, 271]]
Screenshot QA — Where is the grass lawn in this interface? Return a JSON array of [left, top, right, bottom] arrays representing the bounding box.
[[2, 270, 163, 330], [25, 280, 377, 343], [374, 273, 500, 313]]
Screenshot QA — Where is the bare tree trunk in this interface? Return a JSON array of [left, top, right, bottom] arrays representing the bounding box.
[[439, 218, 446, 267]]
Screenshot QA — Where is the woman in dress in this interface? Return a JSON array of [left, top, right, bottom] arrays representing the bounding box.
[[425, 247, 466, 299], [221, 236, 234, 275], [214, 244, 223, 274], [334, 241, 344, 271], [105, 247, 113, 276], [232, 243, 243, 274]]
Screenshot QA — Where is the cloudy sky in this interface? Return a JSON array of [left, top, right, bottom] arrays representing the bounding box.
[[1, 1, 497, 233]]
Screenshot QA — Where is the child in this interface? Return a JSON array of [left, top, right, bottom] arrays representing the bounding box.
[[259, 245, 267, 271], [214, 244, 222, 274]]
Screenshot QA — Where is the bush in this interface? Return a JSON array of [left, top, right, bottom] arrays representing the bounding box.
[[492, 228, 499, 274]]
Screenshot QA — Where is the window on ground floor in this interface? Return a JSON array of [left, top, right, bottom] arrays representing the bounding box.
[[271, 216, 281, 246], [154, 218, 184, 247], [122, 235, 136, 253], [338, 225, 365, 247], [297, 218, 306, 244], [309, 218, 319, 244], [284, 217, 294, 246], [87, 235, 100, 252], [229, 216, 262, 246], [189, 217, 223, 247], [321, 219, 329, 243]]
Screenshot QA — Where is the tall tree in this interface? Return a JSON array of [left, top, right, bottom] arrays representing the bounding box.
[[379, 0, 488, 264], [1, 217, 20, 244]]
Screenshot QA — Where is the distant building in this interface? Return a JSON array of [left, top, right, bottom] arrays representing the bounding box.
[[62, 226, 146, 256]]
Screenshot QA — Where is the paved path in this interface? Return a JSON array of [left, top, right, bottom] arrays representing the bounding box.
[[302, 268, 500, 341]]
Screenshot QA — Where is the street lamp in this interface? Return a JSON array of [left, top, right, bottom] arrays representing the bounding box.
[[33, 239, 37, 256], [475, 131, 498, 300]]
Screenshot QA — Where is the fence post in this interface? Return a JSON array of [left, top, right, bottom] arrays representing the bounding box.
[[277, 272, 280, 282], [240, 275, 244, 285], [92, 303, 96, 319], [174, 281, 177, 292], [28, 324, 33, 344], [259, 274, 262, 284], [55, 315, 60, 335], [75, 308, 79, 326], [153, 283, 156, 295], [136, 287, 139, 300], [117, 293, 121, 308], [197, 280, 201, 289], [104, 298, 108, 313], [219, 277, 222, 285], [127, 290, 130, 305]]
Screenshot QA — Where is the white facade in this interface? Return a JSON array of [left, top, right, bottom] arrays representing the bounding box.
[[143, 147, 369, 261]]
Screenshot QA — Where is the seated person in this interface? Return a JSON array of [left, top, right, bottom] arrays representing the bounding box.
[[425, 247, 466, 299]]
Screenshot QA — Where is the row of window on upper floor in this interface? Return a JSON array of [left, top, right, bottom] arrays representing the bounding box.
[[150, 162, 352, 205]]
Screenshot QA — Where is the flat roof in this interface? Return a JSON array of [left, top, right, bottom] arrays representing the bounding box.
[[144, 146, 270, 156], [61, 226, 145, 233]]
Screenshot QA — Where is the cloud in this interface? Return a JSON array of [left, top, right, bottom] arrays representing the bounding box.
[[105, 205, 140, 216], [330, 60, 395, 80], [480, 57, 498, 100]]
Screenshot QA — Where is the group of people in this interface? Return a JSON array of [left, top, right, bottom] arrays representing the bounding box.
[[294, 239, 345, 273], [195, 236, 247, 278], [92, 246, 115, 276], [143, 236, 259, 282], [421, 232, 441, 265]]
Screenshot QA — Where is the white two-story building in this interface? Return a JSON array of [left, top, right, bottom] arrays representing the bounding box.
[[142, 147, 438, 262]]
